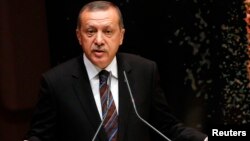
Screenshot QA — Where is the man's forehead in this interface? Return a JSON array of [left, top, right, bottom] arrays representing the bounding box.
[[80, 9, 119, 23], [81, 7, 117, 17]]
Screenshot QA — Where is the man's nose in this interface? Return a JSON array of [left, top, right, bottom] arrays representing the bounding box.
[[95, 32, 104, 45]]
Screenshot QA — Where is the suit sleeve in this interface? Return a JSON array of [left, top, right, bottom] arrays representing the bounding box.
[[150, 62, 207, 141], [26, 75, 58, 141]]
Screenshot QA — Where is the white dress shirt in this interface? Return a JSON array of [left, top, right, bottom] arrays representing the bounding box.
[[83, 54, 119, 119]]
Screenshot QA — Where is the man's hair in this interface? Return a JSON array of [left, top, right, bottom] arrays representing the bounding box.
[[76, 1, 124, 29]]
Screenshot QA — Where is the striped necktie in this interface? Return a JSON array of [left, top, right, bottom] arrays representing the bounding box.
[[99, 70, 118, 141]]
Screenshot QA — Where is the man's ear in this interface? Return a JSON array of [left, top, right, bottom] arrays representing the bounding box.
[[119, 28, 125, 45], [76, 29, 82, 45]]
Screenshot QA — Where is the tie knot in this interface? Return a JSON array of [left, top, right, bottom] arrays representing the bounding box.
[[99, 70, 110, 84]]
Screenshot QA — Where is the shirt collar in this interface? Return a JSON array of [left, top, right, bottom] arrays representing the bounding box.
[[83, 53, 118, 79]]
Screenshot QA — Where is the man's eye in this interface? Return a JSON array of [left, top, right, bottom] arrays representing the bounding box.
[[106, 30, 111, 34], [87, 29, 96, 36], [104, 30, 112, 36]]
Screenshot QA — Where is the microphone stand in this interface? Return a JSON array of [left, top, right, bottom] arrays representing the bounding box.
[[123, 71, 172, 141], [91, 114, 107, 141]]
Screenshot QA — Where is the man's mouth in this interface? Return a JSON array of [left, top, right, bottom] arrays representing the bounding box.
[[93, 50, 105, 57]]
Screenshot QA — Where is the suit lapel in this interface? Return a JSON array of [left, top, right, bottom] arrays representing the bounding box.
[[72, 56, 107, 141], [71, 54, 135, 141], [117, 54, 134, 141]]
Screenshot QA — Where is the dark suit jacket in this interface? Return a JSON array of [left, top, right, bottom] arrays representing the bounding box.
[[26, 53, 207, 141]]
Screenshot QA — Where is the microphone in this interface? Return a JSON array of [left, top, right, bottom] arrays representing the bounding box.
[[123, 71, 172, 141], [91, 71, 112, 141]]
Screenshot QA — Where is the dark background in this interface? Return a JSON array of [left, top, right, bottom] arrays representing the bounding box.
[[1, 0, 249, 141], [45, 0, 250, 130]]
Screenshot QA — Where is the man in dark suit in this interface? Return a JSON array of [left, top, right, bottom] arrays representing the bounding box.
[[25, 1, 208, 141]]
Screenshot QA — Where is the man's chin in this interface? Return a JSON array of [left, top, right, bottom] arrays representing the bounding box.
[[92, 60, 109, 69]]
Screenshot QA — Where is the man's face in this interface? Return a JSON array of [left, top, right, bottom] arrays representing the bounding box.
[[76, 7, 125, 69]]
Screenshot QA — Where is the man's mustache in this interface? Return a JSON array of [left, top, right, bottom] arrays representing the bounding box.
[[92, 45, 106, 52]]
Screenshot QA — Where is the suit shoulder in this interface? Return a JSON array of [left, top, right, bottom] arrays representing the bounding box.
[[43, 56, 82, 77], [118, 52, 156, 66]]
